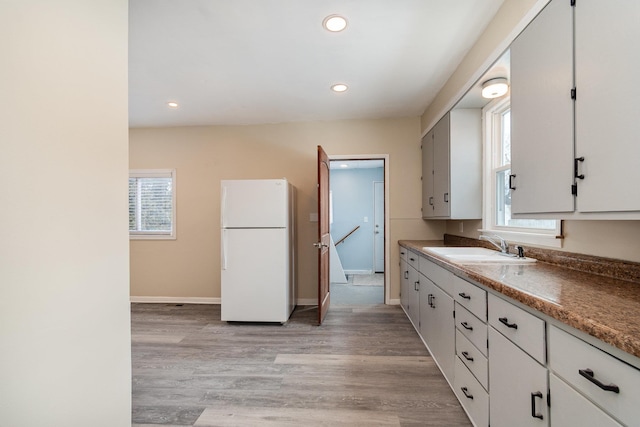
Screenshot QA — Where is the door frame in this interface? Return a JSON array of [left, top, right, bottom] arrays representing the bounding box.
[[329, 154, 390, 305]]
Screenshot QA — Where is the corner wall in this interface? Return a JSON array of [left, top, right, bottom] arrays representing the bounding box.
[[129, 118, 445, 303], [0, 1, 131, 425]]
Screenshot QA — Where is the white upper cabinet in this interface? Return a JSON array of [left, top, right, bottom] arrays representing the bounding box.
[[510, 0, 574, 215], [574, 0, 640, 213], [510, 0, 640, 218], [422, 109, 481, 219]]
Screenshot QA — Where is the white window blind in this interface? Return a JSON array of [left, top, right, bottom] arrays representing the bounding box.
[[129, 169, 176, 239]]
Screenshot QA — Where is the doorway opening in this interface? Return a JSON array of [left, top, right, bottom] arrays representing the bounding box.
[[328, 156, 388, 305]]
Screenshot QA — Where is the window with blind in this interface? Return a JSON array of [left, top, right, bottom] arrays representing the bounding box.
[[129, 169, 176, 239], [482, 98, 561, 247]]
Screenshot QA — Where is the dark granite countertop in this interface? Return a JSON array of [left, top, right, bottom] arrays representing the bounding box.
[[399, 239, 640, 362]]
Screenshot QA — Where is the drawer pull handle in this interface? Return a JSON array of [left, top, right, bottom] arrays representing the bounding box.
[[414, 281, 419, 291], [530, 391, 544, 420], [499, 317, 518, 329], [428, 294, 436, 309], [410, 257, 416, 262], [461, 351, 474, 362], [461, 387, 474, 400], [404, 271, 409, 279], [460, 321, 473, 331], [458, 292, 471, 300], [579, 368, 620, 394]]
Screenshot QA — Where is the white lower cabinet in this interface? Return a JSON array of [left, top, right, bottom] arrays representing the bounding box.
[[489, 327, 549, 427], [398, 246, 640, 427], [419, 275, 455, 383], [454, 356, 489, 427], [549, 374, 621, 427], [549, 325, 640, 426], [406, 263, 420, 328]]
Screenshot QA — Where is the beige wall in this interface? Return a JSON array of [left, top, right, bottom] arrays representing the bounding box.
[[129, 118, 445, 302], [1, 1, 131, 425]]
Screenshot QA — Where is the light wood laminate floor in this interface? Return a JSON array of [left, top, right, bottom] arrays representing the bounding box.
[[131, 303, 471, 426]]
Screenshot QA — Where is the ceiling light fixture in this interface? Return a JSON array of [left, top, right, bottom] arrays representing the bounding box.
[[340, 164, 349, 168], [481, 78, 509, 99], [323, 15, 347, 32], [331, 83, 348, 93], [167, 101, 179, 109]]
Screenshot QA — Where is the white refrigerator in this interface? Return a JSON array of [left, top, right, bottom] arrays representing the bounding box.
[[220, 179, 296, 322]]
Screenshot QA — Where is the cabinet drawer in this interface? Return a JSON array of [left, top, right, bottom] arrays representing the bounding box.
[[455, 304, 487, 357], [454, 357, 489, 427], [399, 246, 408, 262], [407, 250, 420, 270], [549, 326, 640, 426], [419, 256, 453, 296], [549, 374, 622, 427], [488, 293, 545, 364], [453, 276, 486, 321], [456, 329, 488, 390]]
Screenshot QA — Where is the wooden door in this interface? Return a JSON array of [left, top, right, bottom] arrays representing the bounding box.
[[316, 145, 330, 325]]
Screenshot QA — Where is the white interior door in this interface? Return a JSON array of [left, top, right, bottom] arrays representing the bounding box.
[[373, 181, 384, 273]]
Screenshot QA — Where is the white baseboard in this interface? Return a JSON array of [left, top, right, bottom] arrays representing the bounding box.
[[388, 298, 400, 305], [296, 298, 317, 306], [344, 269, 373, 275], [130, 296, 220, 304]]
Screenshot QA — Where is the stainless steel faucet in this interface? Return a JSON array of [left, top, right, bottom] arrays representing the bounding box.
[[479, 234, 508, 254]]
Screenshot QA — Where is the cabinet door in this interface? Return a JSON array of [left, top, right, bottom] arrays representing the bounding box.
[[574, 0, 640, 212], [421, 130, 435, 218], [420, 278, 455, 383], [550, 374, 622, 427], [433, 114, 451, 217], [489, 328, 549, 427], [510, 0, 574, 215], [407, 266, 420, 328], [400, 258, 409, 313]]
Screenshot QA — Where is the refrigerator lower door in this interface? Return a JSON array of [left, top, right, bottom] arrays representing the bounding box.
[[221, 228, 290, 322]]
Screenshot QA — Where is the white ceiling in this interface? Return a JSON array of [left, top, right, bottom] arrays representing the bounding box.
[[129, 0, 505, 128]]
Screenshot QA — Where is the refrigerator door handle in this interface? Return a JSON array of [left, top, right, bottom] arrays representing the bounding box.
[[221, 185, 227, 228], [221, 229, 228, 270]]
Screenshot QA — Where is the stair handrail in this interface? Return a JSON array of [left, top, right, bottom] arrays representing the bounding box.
[[335, 225, 360, 246]]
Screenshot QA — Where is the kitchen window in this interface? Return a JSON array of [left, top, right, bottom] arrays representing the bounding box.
[[482, 97, 561, 247], [129, 169, 176, 239]]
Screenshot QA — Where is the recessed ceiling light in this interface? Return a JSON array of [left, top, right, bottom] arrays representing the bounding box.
[[331, 84, 348, 93], [323, 15, 347, 32], [167, 101, 179, 109]]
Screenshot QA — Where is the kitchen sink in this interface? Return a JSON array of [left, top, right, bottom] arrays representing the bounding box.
[[422, 246, 536, 264]]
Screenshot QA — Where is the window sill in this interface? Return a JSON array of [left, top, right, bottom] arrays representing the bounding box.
[[130, 234, 176, 241], [478, 229, 563, 249]]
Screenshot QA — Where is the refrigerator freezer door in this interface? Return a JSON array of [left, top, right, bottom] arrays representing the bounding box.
[[221, 228, 290, 322], [221, 179, 288, 228]]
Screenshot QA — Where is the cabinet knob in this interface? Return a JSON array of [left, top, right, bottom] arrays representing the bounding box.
[[498, 317, 518, 329], [530, 392, 544, 420], [461, 387, 474, 400], [458, 292, 471, 300], [578, 368, 620, 393]]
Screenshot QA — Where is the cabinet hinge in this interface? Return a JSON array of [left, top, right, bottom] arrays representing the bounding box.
[[571, 184, 578, 196], [487, 339, 489, 349], [547, 390, 551, 407], [571, 87, 577, 100], [453, 310, 456, 319], [570, 0, 576, 6]]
